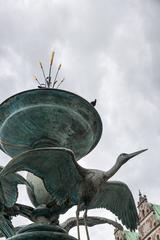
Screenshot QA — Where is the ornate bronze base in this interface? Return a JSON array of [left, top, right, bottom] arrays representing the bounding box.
[[8, 223, 78, 240]]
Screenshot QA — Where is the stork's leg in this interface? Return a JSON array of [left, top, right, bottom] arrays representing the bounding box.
[[83, 209, 90, 240], [76, 204, 80, 240]]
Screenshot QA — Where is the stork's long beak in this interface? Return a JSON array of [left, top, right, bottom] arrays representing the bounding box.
[[127, 149, 148, 160]]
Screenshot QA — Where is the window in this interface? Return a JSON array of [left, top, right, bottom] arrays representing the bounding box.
[[142, 209, 145, 217]]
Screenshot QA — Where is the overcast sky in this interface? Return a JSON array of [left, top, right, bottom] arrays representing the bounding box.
[[0, 0, 160, 239]]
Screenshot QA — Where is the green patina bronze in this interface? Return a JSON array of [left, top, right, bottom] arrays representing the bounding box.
[[0, 88, 103, 239], [8, 223, 77, 240], [0, 89, 102, 160], [0, 84, 143, 240]]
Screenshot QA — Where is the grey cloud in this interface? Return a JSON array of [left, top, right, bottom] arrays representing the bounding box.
[[0, 1, 160, 239]]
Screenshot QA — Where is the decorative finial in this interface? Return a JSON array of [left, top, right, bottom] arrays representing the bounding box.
[[52, 64, 61, 88], [34, 51, 65, 89], [138, 190, 148, 205], [144, 194, 147, 201], [56, 78, 65, 89], [39, 62, 47, 87]]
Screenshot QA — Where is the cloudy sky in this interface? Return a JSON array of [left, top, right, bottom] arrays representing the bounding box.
[[0, 0, 160, 239]]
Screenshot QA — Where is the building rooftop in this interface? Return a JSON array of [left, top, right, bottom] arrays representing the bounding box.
[[152, 204, 160, 221], [124, 230, 139, 240]]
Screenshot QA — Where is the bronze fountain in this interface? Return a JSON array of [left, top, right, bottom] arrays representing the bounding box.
[[0, 52, 147, 240]]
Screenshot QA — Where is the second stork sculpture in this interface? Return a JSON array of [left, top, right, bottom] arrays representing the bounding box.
[[0, 148, 147, 240], [0, 52, 147, 240]]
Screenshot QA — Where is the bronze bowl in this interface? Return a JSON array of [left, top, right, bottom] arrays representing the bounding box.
[[0, 89, 102, 160]]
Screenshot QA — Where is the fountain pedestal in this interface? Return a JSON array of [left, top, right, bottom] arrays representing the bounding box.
[[0, 88, 103, 239], [8, 224, 78, 240]]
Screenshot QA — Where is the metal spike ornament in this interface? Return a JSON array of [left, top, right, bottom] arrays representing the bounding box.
[[0, 52, 146, 239], [34, 51, 64, 89]]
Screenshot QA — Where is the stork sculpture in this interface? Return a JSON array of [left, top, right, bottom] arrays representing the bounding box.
[[0, 167, 30, 238], [0, 53, 147, 239], [0, 148, 147, 240]]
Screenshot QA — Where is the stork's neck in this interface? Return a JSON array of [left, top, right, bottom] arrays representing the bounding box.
[[105, 160, 122, 179]]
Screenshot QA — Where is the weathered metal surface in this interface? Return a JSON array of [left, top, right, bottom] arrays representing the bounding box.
[[7, 223, 78, 240], [8, 232, 77, 239], [1, 148, 147, 233], [0, 89, 102, 160], [0, 84, 143, 239], [17, 223, 67, 234], [0, 147, 79, 208], [0, 166, 29, 208]]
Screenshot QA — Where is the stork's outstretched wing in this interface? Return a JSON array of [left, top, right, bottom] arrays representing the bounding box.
[[0, 166, 30, 208], [0, 147, 84, 205], [61, 216, 123, 232], [0, 214, 15, 238], [88, 181, 138, 231]]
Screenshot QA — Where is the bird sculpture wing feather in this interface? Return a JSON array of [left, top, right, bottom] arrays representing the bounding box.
[[0, 148, 83, 205], [88, 181, 139, 231], [0, 214, 15, 238], [0, 166, 30, 208]]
